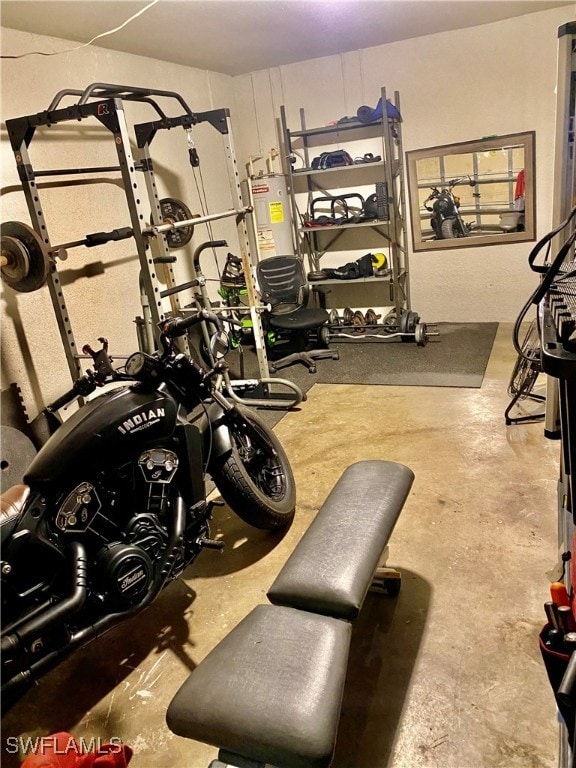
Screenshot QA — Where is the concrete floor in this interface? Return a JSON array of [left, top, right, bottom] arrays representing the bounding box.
[[2, 324, 562, 767]]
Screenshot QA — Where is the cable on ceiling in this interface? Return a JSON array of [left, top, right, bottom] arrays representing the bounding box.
[[1, 0, 160, 59]]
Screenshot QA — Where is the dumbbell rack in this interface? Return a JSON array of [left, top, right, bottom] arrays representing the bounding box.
[[3, 83, 271, 385], [326, 307, 435, 346]]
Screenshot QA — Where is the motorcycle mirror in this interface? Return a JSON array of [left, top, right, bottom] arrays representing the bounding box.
[[210, 330, 230, 360]]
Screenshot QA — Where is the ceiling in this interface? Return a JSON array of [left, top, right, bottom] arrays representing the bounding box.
[[1, 0, 574, 76]]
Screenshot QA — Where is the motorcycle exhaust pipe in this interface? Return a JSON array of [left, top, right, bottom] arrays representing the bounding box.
[[1, 542, 88, 656]]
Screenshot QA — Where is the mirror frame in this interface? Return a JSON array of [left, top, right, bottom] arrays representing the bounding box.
[[405, 131, 536, 252]]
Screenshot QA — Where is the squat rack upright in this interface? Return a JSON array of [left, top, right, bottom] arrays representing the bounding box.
[[4, 82, 271, 384]]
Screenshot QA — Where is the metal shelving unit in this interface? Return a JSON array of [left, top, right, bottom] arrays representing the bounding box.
[[280, 87, 410, 321]]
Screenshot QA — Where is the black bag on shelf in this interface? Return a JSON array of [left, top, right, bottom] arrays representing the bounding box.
[[311, 150, 354, 170], [322, 253, 374, 281]]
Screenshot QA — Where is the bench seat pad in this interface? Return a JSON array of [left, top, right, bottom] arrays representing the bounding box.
[[166, 604, 351, 768], [267, 460, 414, 620]]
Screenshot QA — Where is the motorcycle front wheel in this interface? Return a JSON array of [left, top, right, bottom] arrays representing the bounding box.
[[210, 407, 296, 530], [441, 218, 467, 238]]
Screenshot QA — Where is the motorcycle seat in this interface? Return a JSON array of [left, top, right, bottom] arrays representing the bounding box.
[[1, 484, 30, 544]]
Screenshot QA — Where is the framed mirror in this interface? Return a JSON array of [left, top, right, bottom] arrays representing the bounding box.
[[406, 131, 536, 252]]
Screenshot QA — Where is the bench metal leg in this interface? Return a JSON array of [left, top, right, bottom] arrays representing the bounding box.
[[370, 546, 402, 596]]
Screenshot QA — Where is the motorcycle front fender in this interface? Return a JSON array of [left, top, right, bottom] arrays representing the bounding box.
[[188, 401, 233, 459], [210, 420, 234, 457]]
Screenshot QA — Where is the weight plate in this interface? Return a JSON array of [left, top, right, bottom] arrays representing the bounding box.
[[157, 198, 195, 250], [409, 311, 421, 332], [319, 325, 330, 346], [365, 308, 381, 326], [352, 310, 366, 333], [0, 426, 37, 488], [0, 222, 50, 293], [415, 322, 428, 346], [400, 309, 420, 341], [328, 309, 340, 326], [343, 307, 354, 325], [1, 237, 30, 281]]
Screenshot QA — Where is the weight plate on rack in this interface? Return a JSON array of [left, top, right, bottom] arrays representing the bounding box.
[[383, 310, 398, 327], [399, 309, 419, 334], [352, 310, 366, 333], [343, 307, 354, 325], [365, 308, 381, 326], [328, 309, 340, 326], [415, 322, 428, 347], [1, 237, 30, 281], [157, 198, 195, 250], [0, 221, 50, 292]]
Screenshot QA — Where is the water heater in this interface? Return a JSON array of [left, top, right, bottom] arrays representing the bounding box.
[[250, 173, 294, 258]]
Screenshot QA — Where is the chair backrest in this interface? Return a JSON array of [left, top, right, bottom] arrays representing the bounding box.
[[256, 255, 309, 315]]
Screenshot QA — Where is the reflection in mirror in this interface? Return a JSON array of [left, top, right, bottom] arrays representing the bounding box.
[[406, 132, 535, 251]]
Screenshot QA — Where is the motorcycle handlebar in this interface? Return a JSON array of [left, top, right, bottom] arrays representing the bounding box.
[[161, 310, 223, 338], [47, 374, 98, 412], [448, 176, 477, 188]]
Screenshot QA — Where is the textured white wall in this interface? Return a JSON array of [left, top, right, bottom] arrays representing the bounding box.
[[1, 28, 239, 418], [1, 7, 574, 418], [232, 6, 574, 323]]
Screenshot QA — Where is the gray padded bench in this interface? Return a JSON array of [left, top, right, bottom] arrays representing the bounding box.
[[167, 604, 351, 768], [267, 461, 414, 620], [166, 460, 414, 768]]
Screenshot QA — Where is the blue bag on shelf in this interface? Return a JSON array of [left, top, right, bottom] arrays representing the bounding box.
[[357, 97, 401, 123]]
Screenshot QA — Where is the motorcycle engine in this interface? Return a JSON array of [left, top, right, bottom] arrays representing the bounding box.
[[54, 447, 181, 611], [94, 542, 153, 609]]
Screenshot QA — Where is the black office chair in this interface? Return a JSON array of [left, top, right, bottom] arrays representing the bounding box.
[[256, 255, 339, 373]]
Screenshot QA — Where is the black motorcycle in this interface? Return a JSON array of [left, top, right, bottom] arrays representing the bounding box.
[[0, 310, 295, 708], [424, 176, 476, 240]]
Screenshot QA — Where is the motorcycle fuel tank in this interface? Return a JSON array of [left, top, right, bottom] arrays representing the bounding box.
[[25, 387, 178, 485]]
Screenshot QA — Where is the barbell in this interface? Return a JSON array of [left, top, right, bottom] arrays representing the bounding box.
[[1, 200, 252, 293]]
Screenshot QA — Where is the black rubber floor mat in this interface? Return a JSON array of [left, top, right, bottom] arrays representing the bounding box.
[[229, 323, 497, 391]]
